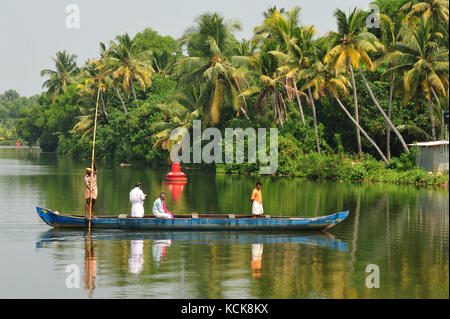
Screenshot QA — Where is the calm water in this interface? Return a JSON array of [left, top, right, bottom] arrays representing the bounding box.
[[0, 146, 448, 299]]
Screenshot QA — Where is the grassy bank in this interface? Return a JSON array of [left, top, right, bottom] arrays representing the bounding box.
[[216, 151, 449, 188]]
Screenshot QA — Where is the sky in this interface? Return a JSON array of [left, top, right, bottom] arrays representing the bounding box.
[[0, 0, 373, 97]]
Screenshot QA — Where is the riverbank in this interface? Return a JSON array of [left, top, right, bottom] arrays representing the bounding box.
[[216, 152, 449, 188]]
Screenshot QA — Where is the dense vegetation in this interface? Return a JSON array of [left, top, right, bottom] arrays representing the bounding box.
[[4, 0, 449, 186]]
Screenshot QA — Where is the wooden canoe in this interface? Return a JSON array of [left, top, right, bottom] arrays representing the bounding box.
[[36, 207, 349, 231]]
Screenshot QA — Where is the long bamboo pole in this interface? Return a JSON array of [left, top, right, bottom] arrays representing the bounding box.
[[88, 88, 101, 232]]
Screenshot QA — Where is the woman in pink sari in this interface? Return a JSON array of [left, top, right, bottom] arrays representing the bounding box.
[[162, 200, 174, 218]]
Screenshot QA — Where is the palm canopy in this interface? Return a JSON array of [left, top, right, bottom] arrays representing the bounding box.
[[77, 59, 110, 94], [300, 61, 350, 100], [41, 50, 80, 101], [151, 101, 201, 151], [104, 33, 155, 101], [325, 8, 383, 72], [253, 6, 303, 53], [181, 12, 241, 58], [240, 41, 288, 126], [383, 16, 449, 105], [401, 0, 449, 27], [176, 12, 248, 125]]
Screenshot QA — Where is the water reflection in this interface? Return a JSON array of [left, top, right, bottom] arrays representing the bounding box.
[[129, 240, 144, 275], [166, 181, 186, 203], [2, 147, 448, 298], [251, 243, 263, 278], [36, 230, 348, 251], [152, 240, 173, 266], [84, 235, 96, 297]]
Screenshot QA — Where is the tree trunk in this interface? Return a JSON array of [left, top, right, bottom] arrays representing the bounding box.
[[430, 87, 441, 139], [293, 80, 306, 125], [386, 73, 394, 161], [100, 91, 108, 123], [428, 98, 436, 140], [348, 60, 362, 156], [358, 67, 410, 154], [336, 97, 389, 164], [130, 78, 139, 107], [115, 87, 127, 113], [308, 88, 321, 154]]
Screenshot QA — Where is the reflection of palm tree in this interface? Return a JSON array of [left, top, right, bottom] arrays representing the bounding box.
[[349, 189, 361, 274]]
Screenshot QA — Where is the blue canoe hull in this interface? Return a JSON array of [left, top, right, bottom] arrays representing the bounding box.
[[36, 207, 349, 231]]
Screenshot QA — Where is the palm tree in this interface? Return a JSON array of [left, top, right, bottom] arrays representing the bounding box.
[[253, 7, 313, 125], [327, 8, 411, 154], [376, 13, 407, 160], [301, 60, 389, 163], [325, 8, 379, 155], [41, 50, 80, 101], [269, 25, 318, 125], [152, 101, 201, 156], [177, 12, 248, 125], [240, 42, 288, 127], [97, 42, 128, 113], [402, 0, 449, 28], [150, 50, 175, 78], [77, 59, 110, 122], [105, 33, 154, 108], [384, 16, 449, 140]]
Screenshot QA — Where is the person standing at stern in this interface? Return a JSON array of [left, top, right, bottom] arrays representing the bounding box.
[[251, 182, 263, 216], [84, 162, 98, 218], [129, 182, 147, 218]]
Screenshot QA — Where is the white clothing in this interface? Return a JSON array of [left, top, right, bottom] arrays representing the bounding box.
[[252, 200, 264, 215], [128, 240, 144, 274], [152, 198, 173, 219], [152, 240, 173, 264], [252, 243, 263, 259], [130, 187, 146, 217]]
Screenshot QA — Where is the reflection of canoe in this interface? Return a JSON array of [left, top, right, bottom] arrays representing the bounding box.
[[36, 207, 349, 231], [36, 229, 348, 252]]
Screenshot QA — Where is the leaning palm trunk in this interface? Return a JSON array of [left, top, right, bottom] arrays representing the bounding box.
[[348, 61, 362, 156], [130, 78, 139, 107], [308, 88, 321, 154], [430, 87, 441, 139], [100, 91, 109, 123], [115, 87, 127, 113], [386, 73, 395, 161], [358, 67, 410, 154], [336, 97, 389, 164], [428, 99, 436, 140], [293, 80, 306, 125]]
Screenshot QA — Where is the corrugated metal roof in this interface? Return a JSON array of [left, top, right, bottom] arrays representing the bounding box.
[[407, 140, 449, 147]]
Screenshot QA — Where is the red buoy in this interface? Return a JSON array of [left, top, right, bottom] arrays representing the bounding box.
[[165, 162, 187, 182]]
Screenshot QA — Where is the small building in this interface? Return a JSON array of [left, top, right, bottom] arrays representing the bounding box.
[[408, 141, 449, 172]]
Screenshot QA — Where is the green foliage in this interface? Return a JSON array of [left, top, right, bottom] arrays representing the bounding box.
[[9, 4, 450, 188]]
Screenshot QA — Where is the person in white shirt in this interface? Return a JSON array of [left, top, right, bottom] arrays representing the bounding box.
[[152, 192, 173, 219], [129, 182, 147, 218]]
